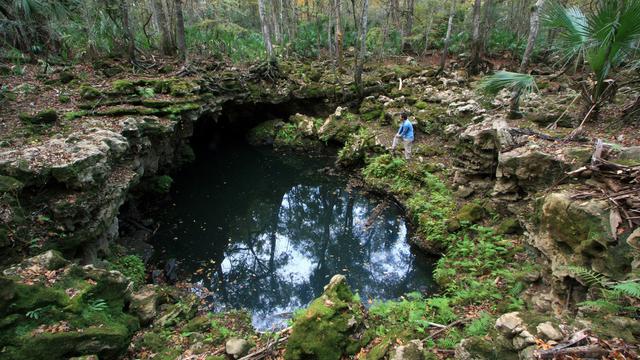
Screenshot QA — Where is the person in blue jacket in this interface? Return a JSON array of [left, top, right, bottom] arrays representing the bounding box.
[[391, 112, 414, 159]]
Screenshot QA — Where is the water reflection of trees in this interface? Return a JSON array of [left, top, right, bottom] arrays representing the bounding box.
[[154, 148, 434, 329]]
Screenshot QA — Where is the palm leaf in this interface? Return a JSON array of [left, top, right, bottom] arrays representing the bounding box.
[[543, 1, 588, 67], [477, 71, 537, 96]]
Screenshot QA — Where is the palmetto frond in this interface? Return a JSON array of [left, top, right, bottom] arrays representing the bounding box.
[[543, 2, 588, 68], [477, 71, 537, 96]]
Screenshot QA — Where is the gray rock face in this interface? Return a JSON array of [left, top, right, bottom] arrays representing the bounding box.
[[494, 146, 565, 196], [226, 338, 252, 358], [536, 322, 563, 341], [130, 285, 159, 325]]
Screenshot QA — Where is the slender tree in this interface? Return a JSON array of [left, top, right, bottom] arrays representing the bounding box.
[[334, 0, 343, 69], [354, 0, 370, 94], [402, 0, 415, 51], [175, 0, 187, 62], [152, 0, 174, 55], [468, 0, 483, 75], [121, 0, 136, 63], [438, 0, 456, 74], [519, 0, 545, 72]]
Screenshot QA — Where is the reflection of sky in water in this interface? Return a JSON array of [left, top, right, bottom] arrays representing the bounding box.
[[152, 145, 436, 330]]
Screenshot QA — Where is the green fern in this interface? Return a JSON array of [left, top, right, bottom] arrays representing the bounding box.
[[578, 299, 623, 313], [611, 281, 640, 299], [564, 265, 608, 287]]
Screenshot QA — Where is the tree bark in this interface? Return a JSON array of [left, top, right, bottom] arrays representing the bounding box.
[[468, 0, 482, 75], [438, 0, 456, 74], [174, 0, 187, 63], [334, 0, 343, 69], [271, 0, 282, 44], [152, 0, 175, 55], [121, 0, 136, 63], [480, 0, 493, 53], [354, 0, 369, 95], [259, 0, 275, 58], [422, 9, 434, 55], [519, 0, 545, 73]]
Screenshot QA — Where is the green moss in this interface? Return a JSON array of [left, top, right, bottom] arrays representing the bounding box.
[[149, 175, 173, 194], [247, 119, 281, 146], [456, 202, 486, 224], [415, 101, 428, 110], [19, 109, 58, 125], [112, 80, 136, 94], [497, 218, 522, 235], [169, 80, 197, 97], [64, 111, 89, 121], [79, 85, 101, 100], [58, 94, 71, 104], [0, 175, 24, 193], [365, 338, 391, 360], [183, 315, 211, 333], [58, 71, 75, 84], [286, 277, 363, 360]]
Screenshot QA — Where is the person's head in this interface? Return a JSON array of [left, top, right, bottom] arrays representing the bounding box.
[[401, 112, 408, 121]]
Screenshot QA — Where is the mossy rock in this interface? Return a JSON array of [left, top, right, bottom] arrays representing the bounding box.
[[19, 109, 58, 125], [149, 175, 173, 194], [456, 203, 486, 224], [285, 275, 365, 360], [79, 85, 101, 100], [112, 80, 136, 95], [183, 315, 212, 333], [169, 80, 198, 97], [0, 175, 24, 193], [414, 101, 428, 110], [58, 71, 75, 84], [497, 218, 522, 235], [247, 119, 283, 146]]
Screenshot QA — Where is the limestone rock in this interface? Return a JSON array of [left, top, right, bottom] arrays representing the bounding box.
[[494, 146, 565, 196], [495, 312, 525, 338], [130, 285, 159, 325], [533, 191, 633, 280], [3, 250, 69, 277], [390, 340, 423, 360], [512, 330, 536, 350], [226, 338, 252, 359], [536, 322, 563, 341]]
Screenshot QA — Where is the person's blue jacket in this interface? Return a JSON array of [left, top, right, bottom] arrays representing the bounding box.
[[397, 119, 414, 141]]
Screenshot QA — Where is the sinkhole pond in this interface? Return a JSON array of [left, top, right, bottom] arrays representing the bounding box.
[[151, 143, 437, 329]]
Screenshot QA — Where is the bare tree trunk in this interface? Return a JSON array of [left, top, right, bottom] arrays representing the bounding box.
[[259, 0, 275, 58], [334, 0, 343, 69], [271, 0, 282, 44], [402, 0, 415, 51], [152, 0, 175, 55], [121, 0, 136, 63], [468, 0, 482, 75], [175, 0, 187, 63], [519, 0, 545, 72], [422, 9, 434, 55], [438, 0, 456, 74], [480, 0, 493, 53], [354, 0, 369, 95]]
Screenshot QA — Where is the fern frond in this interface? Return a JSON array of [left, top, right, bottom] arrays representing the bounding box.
[[611, 281, 640, 299], [564, 265, 608, 287], [578, 299, 622, 313]]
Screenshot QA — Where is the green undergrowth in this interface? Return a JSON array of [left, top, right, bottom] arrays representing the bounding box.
[[362, 154, 455, 251]]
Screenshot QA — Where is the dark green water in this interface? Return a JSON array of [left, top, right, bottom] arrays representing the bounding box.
[[152, 144, 436, 329]]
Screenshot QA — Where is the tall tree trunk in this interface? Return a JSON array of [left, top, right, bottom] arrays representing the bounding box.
[[438, 0, 456, 74], [174, 0, 187, 63], [480, 0, 493, 53], [519, 0, 545, 73], [354, 0, 369, 95], [271, 0, 282, 44], [259, 0, 275, 58], [334, 0, 343, 69], [402, 0, 415, 51], [469, 0, 482, 75], [121, 0, 136, 63], [422, 9, 434, 55], [152, 0, 174, 55]]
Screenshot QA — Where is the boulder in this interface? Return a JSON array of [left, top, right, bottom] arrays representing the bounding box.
[[2, 250, 68, 277], [318, 108, 361, 143], [533, 191, 634, 280], [390, 340, 424, 360], [536, 322, 563, 341], [285, 275, 365, 360], [495, 312, 525, 338], [494, 146, 565, 196], [226, 338, 252, 359], [129, 285, 159, 325]]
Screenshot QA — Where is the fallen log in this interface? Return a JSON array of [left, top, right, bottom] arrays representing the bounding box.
[[535, 344, 608, 359]]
